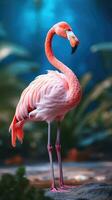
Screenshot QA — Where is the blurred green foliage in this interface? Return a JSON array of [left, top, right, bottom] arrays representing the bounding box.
[[61, 73, 112, 153], [91, 42, 112, 69], [1, 70, 111, 161], [0, 166, 52, 200]]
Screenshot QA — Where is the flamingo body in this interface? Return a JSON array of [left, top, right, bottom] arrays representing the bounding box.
[[10, 70, 81, 146], [17, 70, 81, 121]]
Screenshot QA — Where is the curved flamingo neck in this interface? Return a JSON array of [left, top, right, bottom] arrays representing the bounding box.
[[45, 28, 73, 78], [45, 27, 80, 102]]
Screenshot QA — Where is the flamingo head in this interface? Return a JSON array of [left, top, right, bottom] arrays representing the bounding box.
[[53, 21, 79, 53]]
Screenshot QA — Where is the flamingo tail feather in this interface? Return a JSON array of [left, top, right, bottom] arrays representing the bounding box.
[[9, 116, 24, 147]]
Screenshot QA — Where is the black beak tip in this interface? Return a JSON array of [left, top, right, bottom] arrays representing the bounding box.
[[71, 45, 78, 54]]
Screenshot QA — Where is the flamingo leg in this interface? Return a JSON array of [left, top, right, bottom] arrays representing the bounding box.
[[55, 122, 64, 188], [47, 122, 57, 191], [55, 122, 74, 191]]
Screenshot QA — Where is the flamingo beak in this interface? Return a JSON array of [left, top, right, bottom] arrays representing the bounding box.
[[66, 31, 79, 54]]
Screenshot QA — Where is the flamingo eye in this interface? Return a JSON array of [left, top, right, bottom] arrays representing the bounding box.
[[64, 28, 72, 33]]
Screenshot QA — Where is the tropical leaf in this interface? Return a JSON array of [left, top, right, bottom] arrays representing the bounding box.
[[73, 77, 112, 123], [91, 43, 112, 53], [0, 41, 29, 61], [79, 130, 112, 147], [6, 61, 38, 75], [0, 23, 7, 37], [0, 70, 25, 112], [80, 72, 92, 90]]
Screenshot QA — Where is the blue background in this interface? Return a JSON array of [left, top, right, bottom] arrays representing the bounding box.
[[0, 0, 112, 83]]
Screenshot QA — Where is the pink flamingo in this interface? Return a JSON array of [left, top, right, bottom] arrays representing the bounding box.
[[9, 22, 82, 191]]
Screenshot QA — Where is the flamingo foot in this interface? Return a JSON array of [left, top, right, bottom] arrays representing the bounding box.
[[50, 187, 58, 192], [51, 187, 68, 193]]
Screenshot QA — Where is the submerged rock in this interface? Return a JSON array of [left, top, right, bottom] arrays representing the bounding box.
[[46, 183, 112, 200]]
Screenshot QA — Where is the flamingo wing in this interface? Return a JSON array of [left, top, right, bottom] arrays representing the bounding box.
[[10, 70, 69, 146], [16, 70, 69, 122]]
